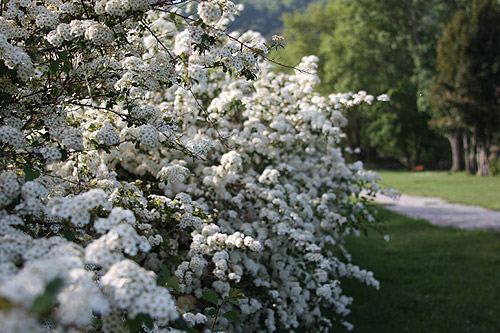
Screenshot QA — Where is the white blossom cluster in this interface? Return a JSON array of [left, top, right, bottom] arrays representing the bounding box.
[[0, 125, 26, 149], [330, 90, 391, 109], [0, 236, 108, 331], [100, 260, 178, 325], [0, 0, 394, 332]]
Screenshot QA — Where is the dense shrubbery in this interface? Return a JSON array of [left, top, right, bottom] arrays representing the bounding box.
[[0, 0, 393, 331]]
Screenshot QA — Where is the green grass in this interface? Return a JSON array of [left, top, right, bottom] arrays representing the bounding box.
[[336, 208, 500, 332], [375, 170, 500, 210]]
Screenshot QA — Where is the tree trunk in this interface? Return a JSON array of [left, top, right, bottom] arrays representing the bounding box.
[[470, 134, 477, 173], [463, 133, 477, 174], [414, 146, 421, 167], [447, 133, 463, 171], [404, 153, 412, 170], [476, 140, 490, 176]]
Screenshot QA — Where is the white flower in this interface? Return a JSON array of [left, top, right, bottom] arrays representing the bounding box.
[[137, 124, 160, 149], [198, 1, 222, 25], [377, 94, 390, 102]]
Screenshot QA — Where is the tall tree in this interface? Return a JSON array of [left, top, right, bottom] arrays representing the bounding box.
[[431, 10, 469, 171], [277, 0, 456, 167], [433, 0, 500, 175]]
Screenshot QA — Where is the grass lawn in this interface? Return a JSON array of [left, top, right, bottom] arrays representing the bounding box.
[[375, 170, 500, 210], [336, 207, 500, 332]]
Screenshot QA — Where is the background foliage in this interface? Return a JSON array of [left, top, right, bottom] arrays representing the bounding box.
[[232, 0, 500, 173]]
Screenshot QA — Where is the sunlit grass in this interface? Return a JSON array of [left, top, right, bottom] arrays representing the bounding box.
[[375, 170, 500, 210]]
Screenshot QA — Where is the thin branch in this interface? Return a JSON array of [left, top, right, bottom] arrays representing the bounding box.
[[163, 9, 312, 75], [186, 85, 234, 150], [139, 18, 178, 62]]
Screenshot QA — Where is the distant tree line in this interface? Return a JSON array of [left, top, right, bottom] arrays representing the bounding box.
[[235, 0, 500, 174], [230, 0, 327, 39], [432, 0, 500, 175]]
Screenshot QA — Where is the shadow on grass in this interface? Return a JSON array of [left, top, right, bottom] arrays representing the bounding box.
[[336, 207, 500, 332]]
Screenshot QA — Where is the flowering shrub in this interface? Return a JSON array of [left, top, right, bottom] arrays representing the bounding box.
[[0, 0, 393, 332]]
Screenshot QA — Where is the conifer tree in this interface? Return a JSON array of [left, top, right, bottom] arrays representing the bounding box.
[[433, 0, 500, 174]]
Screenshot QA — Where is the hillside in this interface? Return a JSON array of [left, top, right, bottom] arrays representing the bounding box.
[[230, 0, 326, 38]]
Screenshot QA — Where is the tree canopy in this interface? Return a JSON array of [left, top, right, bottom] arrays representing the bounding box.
[[275, 0, 464, 167], [432, 0, 500, 174]]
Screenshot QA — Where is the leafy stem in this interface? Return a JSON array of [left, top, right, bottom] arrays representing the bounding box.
[[202, 288, 244, 332]]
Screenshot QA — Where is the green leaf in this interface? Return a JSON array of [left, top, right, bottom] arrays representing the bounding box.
[[228, 288, 245, 300], [204, 306, 216, 317], [57, 50, 67, 60], [60, 149, 68, 161], [30, 293, 54, 317], [126, 313, 154, 332], [141, 313, 154, 329], [166, 275, 180, 291], [228, 298, 239, 305], [221, 310, 241, 323], [62, 228, 75, 241], [45, 278, 63, 294], [202, 290, 218, 306], [30, 278, 64, 317], [156, 264, 170, 286], [23, 164, 39, 181], [49, 61, 59, 75], [62, 60, 72, 74]]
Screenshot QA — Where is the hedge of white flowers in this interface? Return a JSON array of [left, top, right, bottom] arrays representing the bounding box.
[[0, 0, 394, 332]]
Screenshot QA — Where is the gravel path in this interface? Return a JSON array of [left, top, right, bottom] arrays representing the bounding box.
[[374, 193, 500, 231]]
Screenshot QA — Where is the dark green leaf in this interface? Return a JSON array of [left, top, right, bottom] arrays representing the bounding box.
[[126, 313, 154, 332], [62, 228, 75, 241], [141, 313, 154, 329], [228, 298, 239, 305], [46, 277, 64, 294], [60, 149, 68, 161], [57, 50, 67, 60], [202, 290, 218, 305], [30, 293, 55, 317], [62, 60, 72, 74], [221, 310, 241, 323], [23, 164, 39, 181], [49, 61, 59, 75], [30, 278, 64, 317], [166, 275, 180, 291], [156, 264, 170, 286], [229, 288, 245, 299]]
